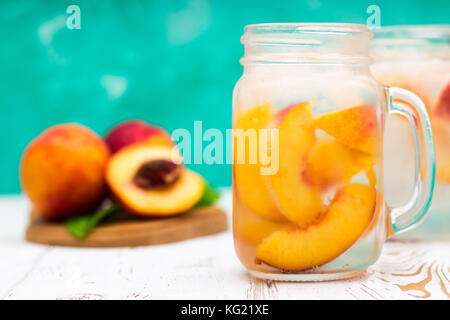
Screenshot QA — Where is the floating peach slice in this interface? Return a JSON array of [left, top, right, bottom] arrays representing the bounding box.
[[275, 104, 295, 124], [314, 105, 379, 155], [256, 184, 376, 271], [234, 104, 287, 222], [307, 139, 375, 189], [275, 98, 316, 125], [266, 102, 324, 226]]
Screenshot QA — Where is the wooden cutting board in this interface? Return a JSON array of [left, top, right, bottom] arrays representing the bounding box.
[[26, 206, 228, 248]]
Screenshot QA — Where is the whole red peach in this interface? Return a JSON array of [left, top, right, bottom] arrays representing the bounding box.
[[20, 124, 110, 221], [105, 120, 172, 154]]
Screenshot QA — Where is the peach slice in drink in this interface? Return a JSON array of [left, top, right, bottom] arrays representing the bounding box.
[[234, 104, 287, 222], [266, 102, 324, 226], [315, 105, 379, 155], [256, 184, 376, 271], [236, 206, 293, 244], [307, 139, 375, 190]]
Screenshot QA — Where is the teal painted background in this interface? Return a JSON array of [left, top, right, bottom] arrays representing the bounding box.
[[2, 0, 449, 194]]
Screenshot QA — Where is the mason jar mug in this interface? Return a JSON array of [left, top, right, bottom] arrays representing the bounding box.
[[371, 25, 450, 239], [232, 23, 435, 281]]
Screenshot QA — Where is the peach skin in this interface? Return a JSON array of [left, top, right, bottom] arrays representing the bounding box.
[[105, 120, 173, 154], [20, 124, 110, 221], [315, 105, 379, 155]]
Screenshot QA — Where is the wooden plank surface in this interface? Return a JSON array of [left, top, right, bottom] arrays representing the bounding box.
[[26, 206, 228, 247], [0, 191, 449, 300]]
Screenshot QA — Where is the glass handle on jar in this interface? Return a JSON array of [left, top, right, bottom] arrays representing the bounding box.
[[386, 86, 436, 237]]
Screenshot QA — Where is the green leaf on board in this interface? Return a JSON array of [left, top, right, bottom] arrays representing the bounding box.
[[195, 181, 220, 207], [65, 203, 122, 238]]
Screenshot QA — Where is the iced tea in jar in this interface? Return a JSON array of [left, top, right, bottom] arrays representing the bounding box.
[[232, 23, 435, 281], [372, 25, 450, 239]]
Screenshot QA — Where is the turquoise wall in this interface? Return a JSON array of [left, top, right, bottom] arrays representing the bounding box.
[[2, 0, 449, 193]]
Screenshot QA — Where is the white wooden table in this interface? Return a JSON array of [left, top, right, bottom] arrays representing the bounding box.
[[0, 190, 449, 300]]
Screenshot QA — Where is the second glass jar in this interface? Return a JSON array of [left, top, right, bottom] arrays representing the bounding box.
[[371, 25, 450, 240]]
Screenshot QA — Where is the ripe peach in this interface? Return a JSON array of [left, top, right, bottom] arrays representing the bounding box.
[[315, 105, 379, 155], [105, 120, 173, 154], [106, 144, 204, 216], [256, 184, 376, 271], [20, 124, 110, 221]]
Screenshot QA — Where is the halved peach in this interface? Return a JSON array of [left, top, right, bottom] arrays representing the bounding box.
[[234, 104, 286, 222], [307, 139, 375, 189], [315, 105, 379, 155], [106, 144, 204, 216], [256, 184, 376, 271], [266, 102, 324, 226]]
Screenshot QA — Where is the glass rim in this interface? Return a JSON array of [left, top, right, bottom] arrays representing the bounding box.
[[373, 24, 450, 39], [244, 22, 370, 36], [241, 23, 372, 65]]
